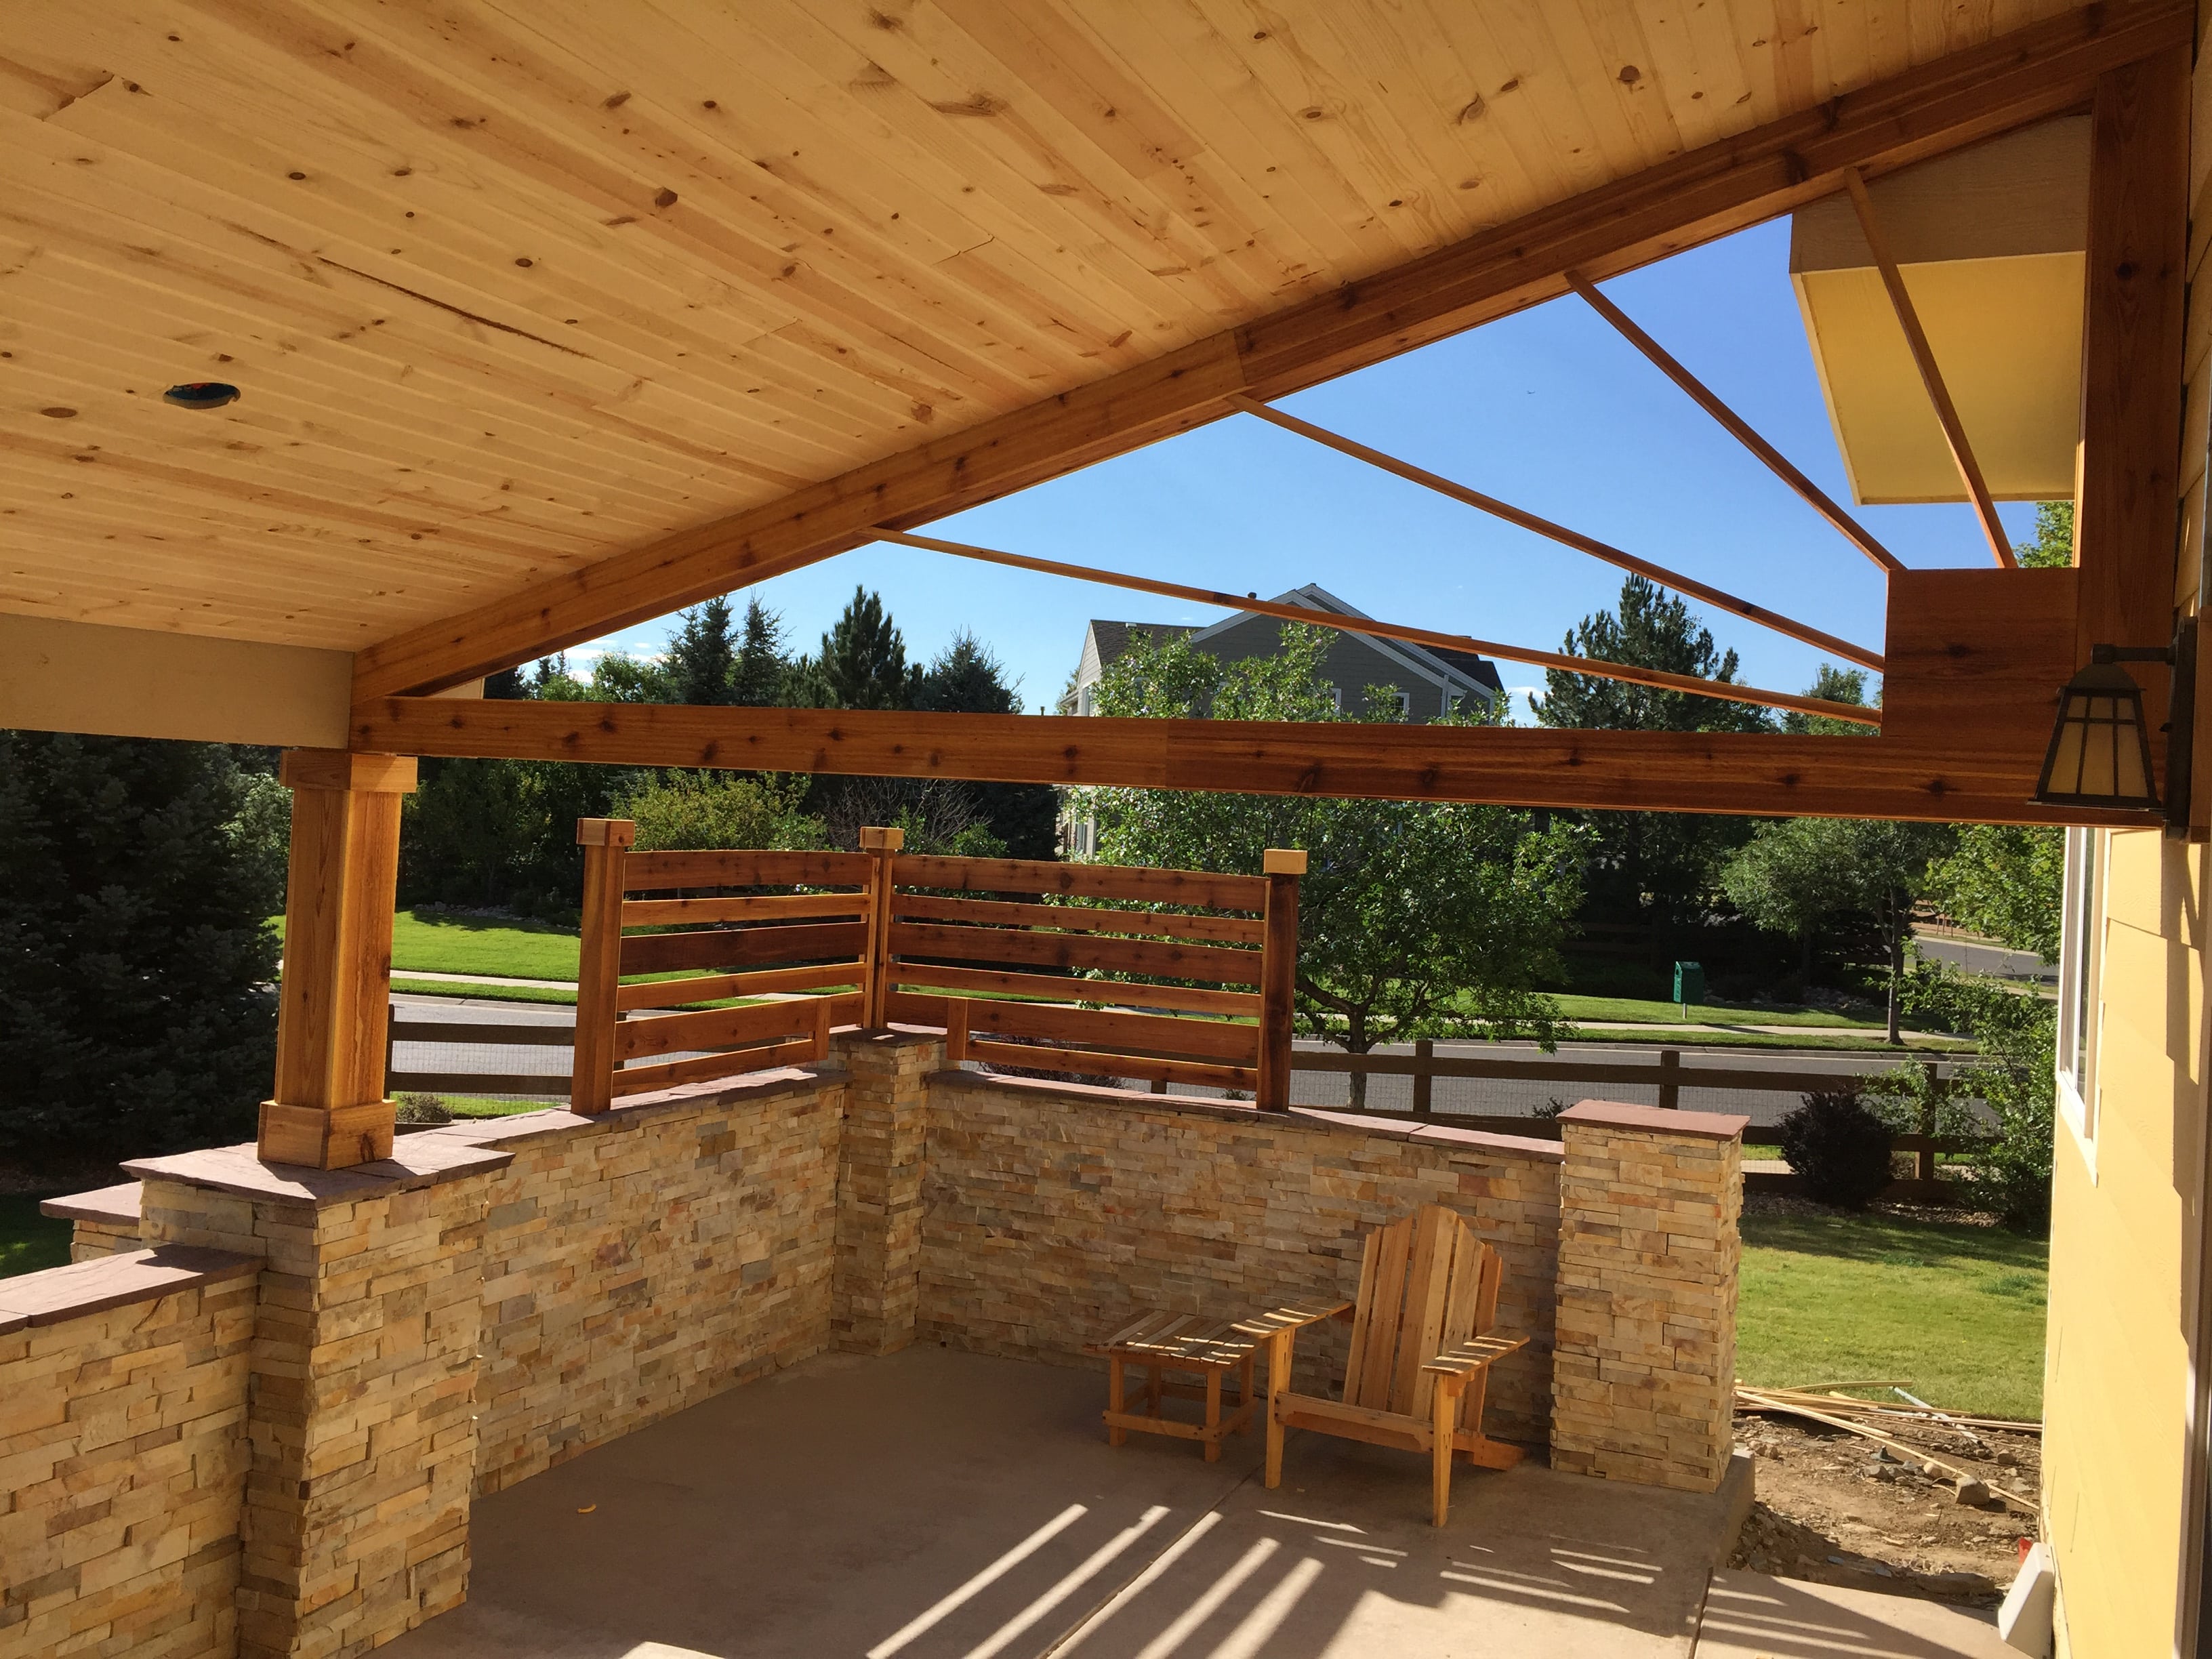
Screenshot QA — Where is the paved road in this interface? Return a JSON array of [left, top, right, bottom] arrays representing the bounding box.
[[1914, 927, 2055, 987], [390, 994, 1965, 1128]]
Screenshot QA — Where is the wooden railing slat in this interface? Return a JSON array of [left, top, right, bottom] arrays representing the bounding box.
[[386, 1072, 569, 1096], [388, 1022, 575, 1046], [938, 998, 1258, 1063], [621, 892, 867, 926], [890, 890, 1267, 946], [620, 920, 869, 976], [886, 964, 1261, 1017], [614, 1000, 822, 1062], [960, 1038, 1256, 1090], [614, 963, 867, 1010], [621, 848, 875, 890], [890, 920, 1263, 985], [895, 853, 1265, 910]]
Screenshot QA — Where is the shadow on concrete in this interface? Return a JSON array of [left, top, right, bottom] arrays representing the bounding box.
[[383, 1347, 1740, 1659], [1694, 1570, 2013, 1658]]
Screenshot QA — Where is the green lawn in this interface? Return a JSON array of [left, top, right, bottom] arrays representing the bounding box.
[[1547, 993, 1885, 1029], [274, 910, 581, 981], [1736, 1209, 2048, 1420], [0, 1194, 75, 1279]]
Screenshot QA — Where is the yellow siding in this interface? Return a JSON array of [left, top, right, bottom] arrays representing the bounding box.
[[2045, 832, 2208, 1656]]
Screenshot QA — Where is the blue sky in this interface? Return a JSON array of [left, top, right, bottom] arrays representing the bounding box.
[[577, 218, 2038, 718]]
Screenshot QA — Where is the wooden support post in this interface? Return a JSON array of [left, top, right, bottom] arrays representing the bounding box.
[[1658, 1047, 1681, 1110], [2078, 43, 2190, 789], [1258, 848, 1306, 1111], [945, 997, 970, 1065], [257, 750, 417, 1170], [571, 818, 635, 1116], [1412, 1038, 1435, 1120], [859, 824, 905, 1028]]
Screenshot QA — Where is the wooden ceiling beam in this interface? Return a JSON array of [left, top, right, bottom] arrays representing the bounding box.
[[348, 0, 2190, 703], [877, 527, 1881, 726], [1561, 276, 1904, 575], [1841, 170, 2014, 567], [350, 695, 2152, 830], [1225, 395, 1885, 673]]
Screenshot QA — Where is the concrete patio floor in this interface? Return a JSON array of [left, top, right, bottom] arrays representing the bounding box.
[[383, 1346, 1756, 1659]]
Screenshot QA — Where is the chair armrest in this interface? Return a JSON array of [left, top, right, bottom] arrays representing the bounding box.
[[1421, 1334, 1529, 1380], [1234, 1300, 1353, 1341]]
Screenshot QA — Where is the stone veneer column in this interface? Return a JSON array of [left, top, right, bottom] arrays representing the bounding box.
[[1549, 1099, 1745, 1493], [830, 1029, 941, 1354], [127, 1138, 511, 1658]]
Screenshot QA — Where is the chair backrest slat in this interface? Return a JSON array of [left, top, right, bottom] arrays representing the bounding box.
[[1345, 1217, 1414, 1409], [1338, 1204, 1506, 1420]]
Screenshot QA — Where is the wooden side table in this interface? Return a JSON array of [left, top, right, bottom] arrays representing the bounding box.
[[1088, 1311, 1259, 1462]]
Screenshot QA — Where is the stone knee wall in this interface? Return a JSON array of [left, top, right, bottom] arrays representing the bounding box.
[[832, 1030, 935, 1354], [1549, 1101, 1745, 1493], [0, 1249, 258, 1659], [918, 1073, 1564, 1443], [449, 1069, 846, 1494]]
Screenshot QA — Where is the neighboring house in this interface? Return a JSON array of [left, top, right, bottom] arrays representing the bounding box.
[[1069, 585, 1502, 721], [1063, 585, 1503, 854]]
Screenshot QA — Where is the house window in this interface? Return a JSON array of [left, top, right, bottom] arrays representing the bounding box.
[[2056, 826, 2106, 1155], [1320, 684, 1343, 713], [1393, 690, 1412, 718], [1076, 684, 1094, 716]]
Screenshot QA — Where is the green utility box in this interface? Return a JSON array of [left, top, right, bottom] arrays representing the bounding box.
[[1673, 961, 1705, 1012]]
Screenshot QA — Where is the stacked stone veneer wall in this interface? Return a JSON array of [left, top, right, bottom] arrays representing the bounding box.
[[461, 1067, 844, 1493], [1549, 1101, 1746, 1492], [17, 1037, 1745, 1655], [0, 1248, 258, 1659], [918, 1069, 1567, 1443]]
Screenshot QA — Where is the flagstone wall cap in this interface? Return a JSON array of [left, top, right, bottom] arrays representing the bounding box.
[[39, 1181, 143, 1225], [123, 1136, 514, 1206], [0, 1244, 258, 1331], [1556, 1100, 1750, 1141], [1408, 1122, 1568, 1162]]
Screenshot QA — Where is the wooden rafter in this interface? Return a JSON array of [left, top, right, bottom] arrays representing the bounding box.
[[349, 697, 2154, 830], [876, 528, 1881, 728], [1841, 170, 2016, 569], [1561, 275, 1904, 575], [1225, 395, 1885, 673], [345, 2, 2188, 703]]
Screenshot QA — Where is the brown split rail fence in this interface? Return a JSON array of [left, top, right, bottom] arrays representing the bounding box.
[[567, 821, 1305, 1113]]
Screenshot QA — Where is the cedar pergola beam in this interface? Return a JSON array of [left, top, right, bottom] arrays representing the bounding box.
[[876, 528, 1880, 728], [348, 696, 2155, 830], [344, 2, 2186, 702], [1224, 395, 1885, 674], [1842, 169, 2017, 569], [1561, 275, 1905, 576]]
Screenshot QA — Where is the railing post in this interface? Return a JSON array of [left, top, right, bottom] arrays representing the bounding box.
[[1658, 1046, 1681, 1110], [1413, 1038, 1434, 1120], [1258, 848, 1306, 1111], [860, 825, 905, 1028], [258, 750, 417, 1170], [571, 818, 635, 1116]]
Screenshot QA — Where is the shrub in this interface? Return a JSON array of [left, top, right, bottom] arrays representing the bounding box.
[[1777, 1089, 1895, 1210]]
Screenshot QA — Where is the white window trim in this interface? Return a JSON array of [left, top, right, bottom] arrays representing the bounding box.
[[2055, 826, 2105, 1179]]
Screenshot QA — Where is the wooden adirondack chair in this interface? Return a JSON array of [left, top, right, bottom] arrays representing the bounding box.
[[1243, 1204, 1528, 1527]]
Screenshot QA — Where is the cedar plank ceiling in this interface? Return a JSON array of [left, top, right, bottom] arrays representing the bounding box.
[[0, 0, 2087, 652]]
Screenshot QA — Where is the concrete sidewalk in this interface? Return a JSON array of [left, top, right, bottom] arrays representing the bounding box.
[[382, 1347, 1748, 1658]]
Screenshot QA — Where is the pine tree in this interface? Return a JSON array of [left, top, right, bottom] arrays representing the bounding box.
[[916, 632, 1060, 859], [811, 586, 918, 710], [665, 597, 738, 705], [732, 597, 790, 707], [0, 734, 284, 1161], [1534, 575, 1769, 944]]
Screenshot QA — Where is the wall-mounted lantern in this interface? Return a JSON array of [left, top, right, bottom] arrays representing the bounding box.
[[2033, 624, 2198, 823]]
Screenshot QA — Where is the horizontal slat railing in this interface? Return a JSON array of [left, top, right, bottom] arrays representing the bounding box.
[[568, 824, 1306, 1112], [384, 1017, 573, 1101]]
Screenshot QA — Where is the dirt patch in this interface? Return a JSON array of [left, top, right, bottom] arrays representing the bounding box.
[[1729, 1410, 2039, 1606]]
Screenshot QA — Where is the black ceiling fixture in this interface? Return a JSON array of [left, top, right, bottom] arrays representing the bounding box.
[[162, 382, 241, 409]]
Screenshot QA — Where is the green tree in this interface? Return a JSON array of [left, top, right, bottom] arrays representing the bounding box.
[[1534, 575, 1771, 953], [916, 631, 1059, 859], [1077, 625, 1583, 1103], [0, 734, 284, 1161], [732, 597, 791, 707], [1723, 816, 1954, 1043], [1901, 960, 2057, 1233], [587, 652, 672, 703], [1927, 825, 2064, 960], [793, 586, 918, 710], [2018, 501, 2073, 569], [665, 597, 738, 705], [1780, 663, 1876, 737], [612, 772, 825, 852]]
